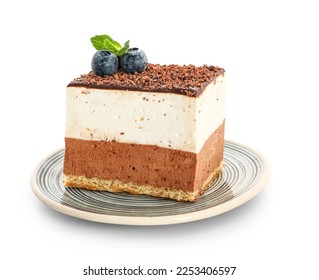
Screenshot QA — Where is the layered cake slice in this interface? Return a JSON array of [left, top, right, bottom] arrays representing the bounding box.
[[63, 63, 225, 201], [63, 34, 225, 201]]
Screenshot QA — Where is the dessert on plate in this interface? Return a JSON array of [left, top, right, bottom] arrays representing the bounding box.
[[63, 35, 225, 201]]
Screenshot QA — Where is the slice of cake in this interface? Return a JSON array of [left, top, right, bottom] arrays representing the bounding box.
[[63, 34, 225, 201], [63, 63, 225, 201]]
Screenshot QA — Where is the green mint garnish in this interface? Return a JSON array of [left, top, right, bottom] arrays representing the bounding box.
[[90, 35, 130, 56], [119, 40, 130, 57]]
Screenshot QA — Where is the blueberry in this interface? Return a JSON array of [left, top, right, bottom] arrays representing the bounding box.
[[91, 50, 118, 76], [120, 48, 148, 73]]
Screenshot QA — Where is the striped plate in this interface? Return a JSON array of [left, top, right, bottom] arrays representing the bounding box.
[[31, 140, 271, 225]]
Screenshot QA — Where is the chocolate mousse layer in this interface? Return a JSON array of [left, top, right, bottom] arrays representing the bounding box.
[[68, 64, 225, 97], [64, 121, 224, 193]]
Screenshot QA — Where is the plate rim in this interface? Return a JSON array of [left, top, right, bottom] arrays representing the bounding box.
[[30, 140, 271, 226]]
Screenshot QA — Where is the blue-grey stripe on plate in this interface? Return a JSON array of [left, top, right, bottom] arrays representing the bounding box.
[[31, 140, 271, 225]]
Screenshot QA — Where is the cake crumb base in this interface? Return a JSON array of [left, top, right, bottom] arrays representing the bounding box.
[[63, 161, 223, 202]]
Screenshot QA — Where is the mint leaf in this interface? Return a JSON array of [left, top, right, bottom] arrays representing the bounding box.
[[90, 35, 123, 55], [119, 40, 130, 57]]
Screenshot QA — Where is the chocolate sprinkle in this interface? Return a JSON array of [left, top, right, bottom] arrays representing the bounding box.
[[68, 64, 225, 97]]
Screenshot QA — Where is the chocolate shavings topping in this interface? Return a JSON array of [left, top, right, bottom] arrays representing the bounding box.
[[68, 64, 225, 97]]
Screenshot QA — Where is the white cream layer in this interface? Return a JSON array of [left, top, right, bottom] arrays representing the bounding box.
[[65, 75, 225, 153]]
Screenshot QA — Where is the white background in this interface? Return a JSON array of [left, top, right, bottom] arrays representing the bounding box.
[[1, 0, 318, 279]]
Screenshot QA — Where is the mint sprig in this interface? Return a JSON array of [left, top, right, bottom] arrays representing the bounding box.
[[119, 40, 130, 57], [90, 35, 130, 56]]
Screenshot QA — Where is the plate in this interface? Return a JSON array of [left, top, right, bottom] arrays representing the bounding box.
[[31, 140, 271, 225]]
